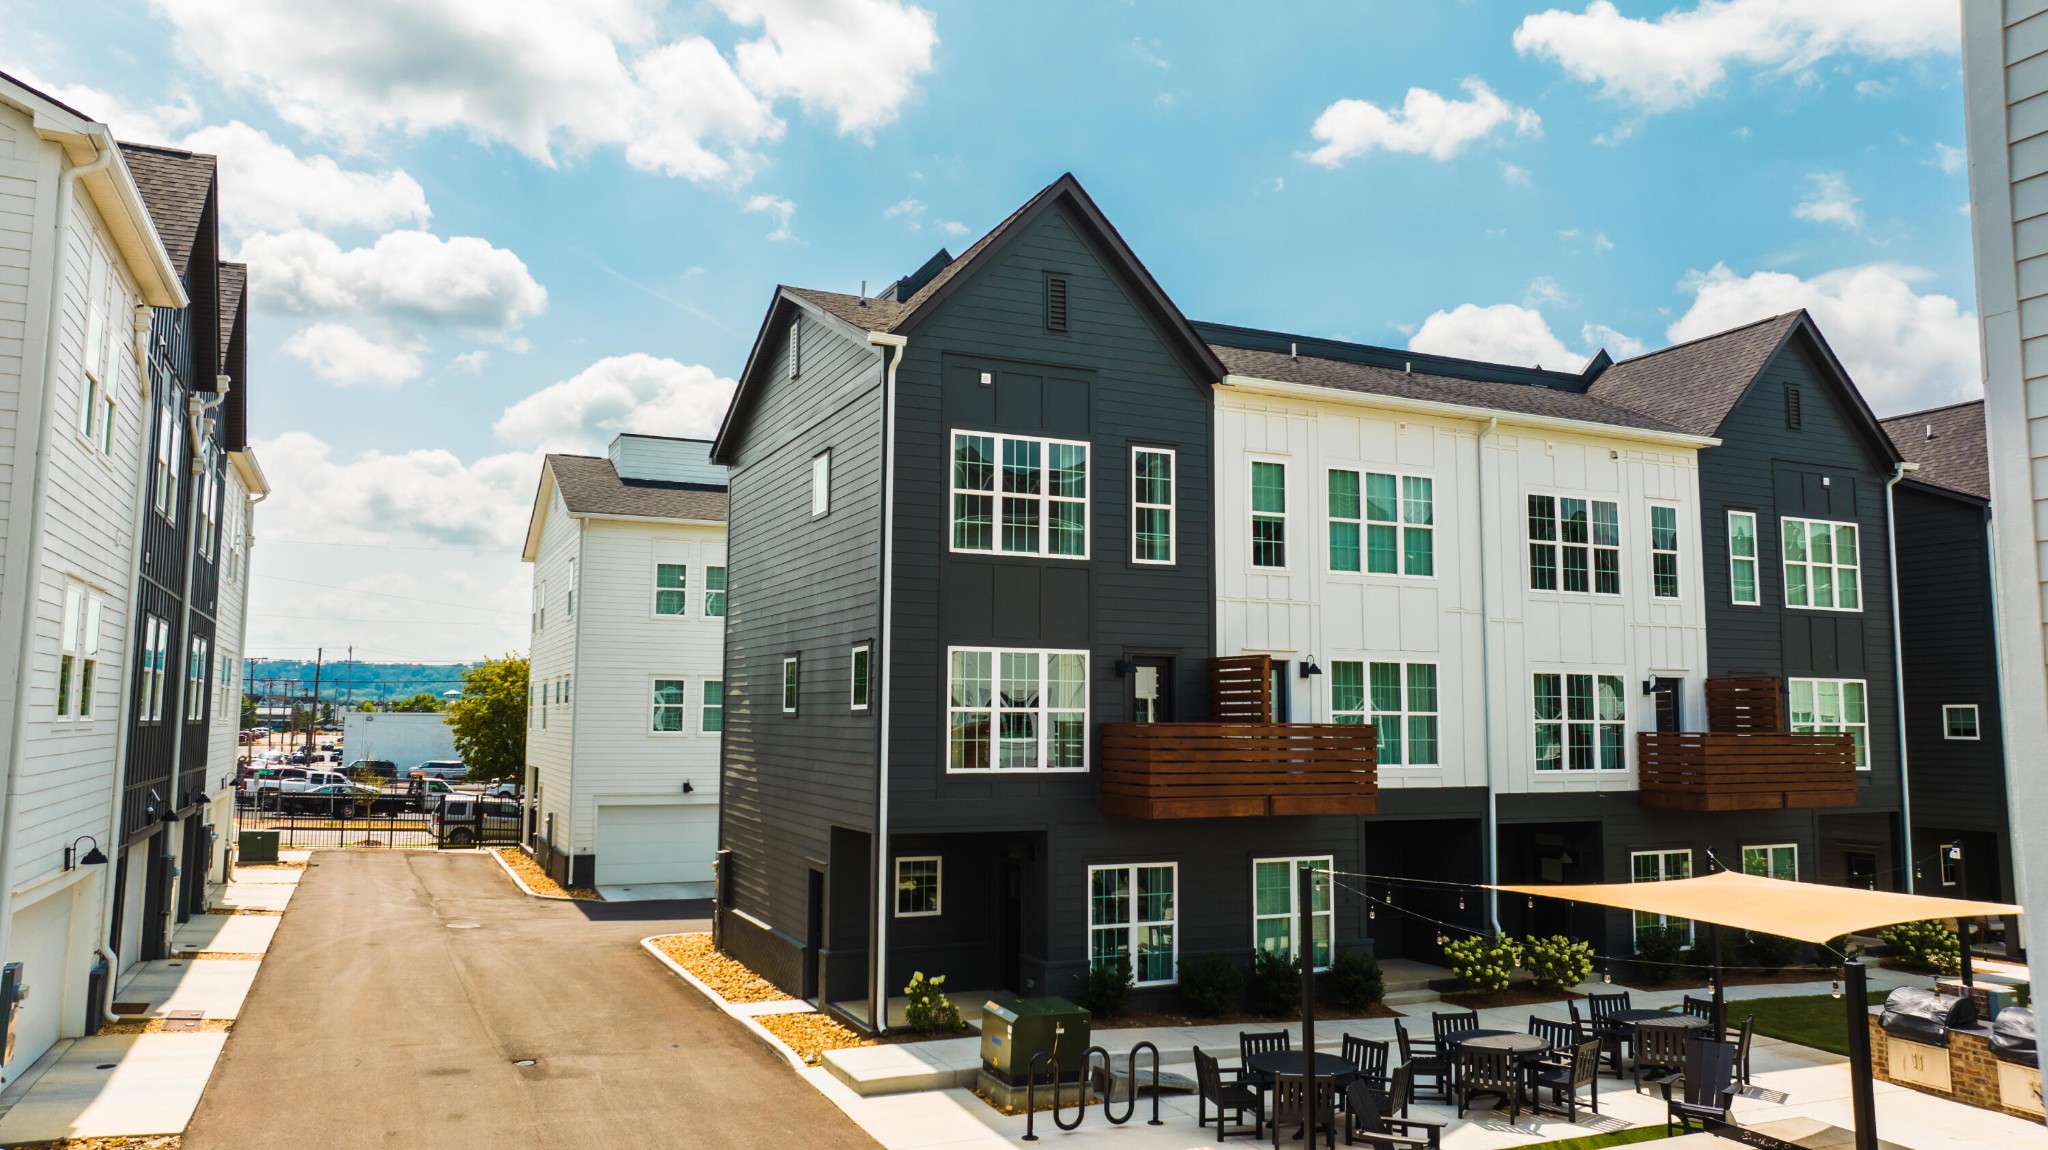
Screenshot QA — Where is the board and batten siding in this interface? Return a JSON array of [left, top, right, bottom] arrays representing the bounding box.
[[526, 480, 581, 858]]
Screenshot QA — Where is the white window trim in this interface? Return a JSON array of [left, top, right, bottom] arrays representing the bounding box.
[[1726, 510, 1761, 607], [1130, 445, 1176, 566], [703, 565, 728, 618], [1942, 703, 1981, 741], [1329, 659, 1440, 768], [1788, 676, 1871, 770], [566, 557, 577, 619], [1249, 457, 1288, 571], [1326, 467, 1436, 579], [650, 675, 689, 736], [948, 430, 1091, 560], [652, 561, 688, 618], [1740, 843, 1799, 882], [1780, 515, 1863, 613], [1525, 490, 1623, 597], [1533, 669, 1630, 772], [812, 450, 831, 518], [851, 644, 872, 712], [700, 679, 724, 735], [944, 646, 1090, 773], [1631, 848, 1695, 946], [1252, 856, 1335, 972], [893, 856, 941, 918], [782, 656, 799, 715], [1087, 862, 1179, 988], [1939, 850, 1959, 888], [1648, 501, 1681, 600]]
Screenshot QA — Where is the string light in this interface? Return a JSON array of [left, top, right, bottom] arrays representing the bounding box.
[[1458, 894, 1467, 912], [1368, 905, 1376, 921], [1831, 978, 1843, 1000], [1527, 895, 1535, 910], [1603, 968, 1613, 985]]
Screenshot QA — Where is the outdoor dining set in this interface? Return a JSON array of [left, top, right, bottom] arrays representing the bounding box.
[[1190, 993, 1759, 1148]]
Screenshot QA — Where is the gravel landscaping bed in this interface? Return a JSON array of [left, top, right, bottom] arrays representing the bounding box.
[[204, 908, 282, 917], [172, 952, 267, 961], [492, 847, 600, 899], [98, 1018, 236, 1035], [11, 1137, 183, 1149], [754, 1010, 874, 1066], [650, 933, 792, 1003]]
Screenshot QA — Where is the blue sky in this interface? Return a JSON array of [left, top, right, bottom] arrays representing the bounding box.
[[7, 0, 1974, 661]]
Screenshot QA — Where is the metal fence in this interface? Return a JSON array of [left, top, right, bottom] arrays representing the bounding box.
[[232, 796, 523, 851]]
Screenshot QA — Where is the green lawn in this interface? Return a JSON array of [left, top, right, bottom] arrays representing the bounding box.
[[1735, 989, 1888, 1056], [1522, 1127, 1669, 1149]]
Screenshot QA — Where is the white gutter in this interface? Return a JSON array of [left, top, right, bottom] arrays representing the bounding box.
[[1222, 374, 1722, 451], [1475, 418, 1503, 935], [1886, 460, 1919, 892], [867, 330, 905, 1034]]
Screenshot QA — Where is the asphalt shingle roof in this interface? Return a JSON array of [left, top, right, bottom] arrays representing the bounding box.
[[218, 261, 245, 374], [784, 287, 905, 332], [1585, 312, 1801, 436], [547, 455, 727, 522], [117, 142, 213, 278], [1882, 400, 1988, 500], [1215, 344, 1693, 436]]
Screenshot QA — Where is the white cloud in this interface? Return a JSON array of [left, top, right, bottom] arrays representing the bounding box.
[[1793, 172, 1862, 229], [1524, 276, 1569, 308], [452, 350, 491, 373], [1581, 322, 1646, 358], [181, 121, 430, 239], [715, 0, 937, 139], [884, 197, 926, 228], [745, 194, 797, 241], [493, 354, 738, 454], [937, 219, 970, 237], [3, 69, 201, 141], [1502, 162, 1533, 187], [254, 430, 540, 550], [1514, 0, 1958, 114], [1934, 143, 1965, 175], [1409, 303, 1585, 371], [1668, 262, 1978, 412], [283, 322, 424, 387], [1594, 232, 1615, 253], [1131, 38, 1170, 71], [1305, 78, 1540, 166], [1856, 79, 1894, 97], [240, 228, 547, 342]]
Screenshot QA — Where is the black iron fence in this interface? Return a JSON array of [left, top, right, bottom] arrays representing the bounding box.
[[232, 795, 525, 851]]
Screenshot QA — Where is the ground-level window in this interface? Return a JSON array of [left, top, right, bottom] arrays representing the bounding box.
[[1741, 843, 1797, 882], [1252, 856, 1333, 971], [1631, 849, 1693, 946], [783, 657, 799, 714], [1942, 704, 1980, 741], [1088, 863, 1176, 986], [1533, 672, 1626, 771], [652, 679, 686, 732], [701, 680, 723, 733], [1781, 517, 1861, 611], [1789, 678, 1868, 768], [1728, 510, 1760, 605], [1330, 660, 1437, 766], [851, 645, 871, 711], [894, 857, 941, 917], [946, 648, 1086, 771]]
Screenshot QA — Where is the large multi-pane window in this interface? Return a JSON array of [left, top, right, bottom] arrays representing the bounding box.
[[1331, 660, 1438, 766], [652, 678, 686, 732], [1088, 863, 1177, 986], [57, 586, 102, 721], [1528, 495, 1620, 594], [700, 680, 723, 733], [1789, 677, 1868, 768], [1251, 461, 1287, 568], [1781, 517, 1860, 610], [1329, 470, 1433, 576], [1728, 511, 1760, 605], [654, 563, 687, 615], [1632, 849, 1693, 945], [1534, 672, 1626, 771], [1252, 857, 1333, 970], [1650, 504, 1679, 598], [951, 432, 1088, 557], [704, 566, 727, 617], [946, 648, 1087, 771], [1131, 447, 1174, 564], [1742, 843, 1797, 882]]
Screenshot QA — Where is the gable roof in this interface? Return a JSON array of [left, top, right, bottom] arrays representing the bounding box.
[[117, 142, 215, 278], [1882, 399, 1988, 501], [218, 261, 245, 372], [523, 454, 728, 560]]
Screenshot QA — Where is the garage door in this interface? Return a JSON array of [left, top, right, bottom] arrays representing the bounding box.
[[595, 804, 716, 887]]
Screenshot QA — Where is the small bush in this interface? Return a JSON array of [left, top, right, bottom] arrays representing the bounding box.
[[1632, 925, 1690, 983], [1077, 957, 1134, 1017], [903, 971, 963, 1033], [1328, 950, 1386, 1012], [1443, 934, 1522, 993], [1521, 935, 1594, 994], [1743, 931, 1803, 975], [1881, 919, 1961, 975], [1180, 955, 1244, 1017], [1247, 950, 1304, 1017]]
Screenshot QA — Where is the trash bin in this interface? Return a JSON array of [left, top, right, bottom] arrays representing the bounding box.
[[980, 996, 1090, 1085], [238, 829, 279, 864]]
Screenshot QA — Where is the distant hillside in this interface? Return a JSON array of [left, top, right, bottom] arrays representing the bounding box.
[[245, 659, 482, 704]]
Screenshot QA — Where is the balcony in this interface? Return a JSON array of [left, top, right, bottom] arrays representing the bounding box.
[[1637, 732, 1858, 811], [1100, 722, 1378, 819]]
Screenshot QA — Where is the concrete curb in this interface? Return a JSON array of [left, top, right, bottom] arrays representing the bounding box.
[[487, 847, 577, 901], [639, 935, 810, 1074]]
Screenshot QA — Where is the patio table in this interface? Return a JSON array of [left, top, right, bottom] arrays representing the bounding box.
[[1246, 1051, 1356, 1142]]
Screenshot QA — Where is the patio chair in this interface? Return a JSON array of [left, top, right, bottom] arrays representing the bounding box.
[[1342, 1080, 1445, 1149], [1683, 995, 1720, 1038], [1528, 1014, 1578, 1052], [1455, 1046, 1523, 1124], [1242, 1030, 1292, 1064], [1394, 1020, 1448, 1103], [1583, 993, 1633, 1077], [1384, 1062, 1416, 1119], [1633, 1023, 1689, 1093], [1431, 1009, 1480, 1048], [1660, 1038, 1739, 1135], [1733, 1014, 1756, 1086], [1271, 1072, 1339, 1150], [1341, 1034, 1389, 1093], [1530, 1038, 1602, 1123], [1195, 1046, 1265, 1142]]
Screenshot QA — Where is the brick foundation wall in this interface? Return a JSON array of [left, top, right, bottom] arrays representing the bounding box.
[[1867, 1015, 2041, 1120]]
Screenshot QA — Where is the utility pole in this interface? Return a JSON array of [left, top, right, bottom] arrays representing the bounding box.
[[305, 648, 323, 763], [344, 645, 354, 711]]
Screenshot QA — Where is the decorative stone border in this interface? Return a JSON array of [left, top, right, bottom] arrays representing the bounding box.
[[488, 846, 575, 901], [640, 935, 812, 1073]]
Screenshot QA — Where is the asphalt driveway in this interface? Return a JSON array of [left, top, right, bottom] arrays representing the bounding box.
[[183, 850, 877, 1149]]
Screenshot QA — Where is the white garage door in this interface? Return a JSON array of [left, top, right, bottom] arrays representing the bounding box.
[[595, 804, 716, 887]]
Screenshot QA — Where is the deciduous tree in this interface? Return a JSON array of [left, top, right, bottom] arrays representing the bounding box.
[[445, 655, 526, 784]]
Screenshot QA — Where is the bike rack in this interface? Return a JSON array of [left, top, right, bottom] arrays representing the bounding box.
[[1019, 1040, 1164, 1140]]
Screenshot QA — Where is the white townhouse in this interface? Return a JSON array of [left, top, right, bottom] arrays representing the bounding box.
[[521, 434, 727, 894], [0, 73, 188, 1076]]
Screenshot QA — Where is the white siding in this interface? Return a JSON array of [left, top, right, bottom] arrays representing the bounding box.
[[526, 483, 580, 849]]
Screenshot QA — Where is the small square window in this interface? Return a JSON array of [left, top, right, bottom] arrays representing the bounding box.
[[895, 856, 940, 917], [1943, 704, 1980, 740]]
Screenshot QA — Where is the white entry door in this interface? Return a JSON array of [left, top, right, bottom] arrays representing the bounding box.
[[594, 804, 715, 886]]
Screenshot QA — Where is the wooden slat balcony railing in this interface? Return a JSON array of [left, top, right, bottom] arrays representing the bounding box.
[[1100, 722, 1377, 819], [1210, 655, 1273, 722], [1705, 676, 1784, 732], [1637, 732, 1858, 812]]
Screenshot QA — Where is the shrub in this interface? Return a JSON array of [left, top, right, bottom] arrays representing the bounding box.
[[1521, 935, 1594, 994], [903, 971, 963, 1033], [1632, 925, 1690, 983], [1442, 934, 1522, 993], [1077, 957, 1134, 1017], [1881, 920, 1961, 975], [1247, 950, 1304, 1018], [1742, 931, 1803, 975], [1328, 950, 1386, 1012], [1179, 955, 1244, 1017], [1823, 934, 1865, 964]]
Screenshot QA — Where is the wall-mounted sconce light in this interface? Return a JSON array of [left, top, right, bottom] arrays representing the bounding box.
[[682, 780, 695, 794], [1113, 658, 1135, 678], [1641, 679, 1656, 696], [1300, 660, 1323, 678], [64, 836, 107, 871]]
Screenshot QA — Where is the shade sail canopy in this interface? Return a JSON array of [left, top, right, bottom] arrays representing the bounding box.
[[1492, 870, 2022, 945]]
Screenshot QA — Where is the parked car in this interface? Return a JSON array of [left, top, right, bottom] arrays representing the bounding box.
[[483, 782, 519, 799], [346, 759, 399, 780], [433, 797, 522, 847], [412, 760, 468, 781], [401, 778, 457, 811], [278, 769, 348, 794], [280, 783, 398, 815]]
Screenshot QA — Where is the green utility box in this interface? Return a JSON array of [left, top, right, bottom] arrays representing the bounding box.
[[980, 996, 1091, 1084], [237, 829, 279, 865]]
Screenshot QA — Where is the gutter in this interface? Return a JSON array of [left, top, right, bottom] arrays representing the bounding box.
[[1885, 460, 1919, 892], [1222, 374, 1722, 451], [866, 330, 906, 1034], [1475, 417, 1503, 935]]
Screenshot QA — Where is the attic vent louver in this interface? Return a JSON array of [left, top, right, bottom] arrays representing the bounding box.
[[1785, 383, 1802, 430], [1045, 274, 1069, 333]]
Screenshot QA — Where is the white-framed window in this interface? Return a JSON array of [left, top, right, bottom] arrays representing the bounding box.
[[152, 394, 178, 522], [700, 680, 723, 733], [782, 656, 799, 715], [1649, 503, 1679, 598], [1789, 677, 1869, 768], [894, 856, 941, 917], [950, 431, 1089, 557], [566, 558, 576, 619], [1252, 856, 1333, 970], [80, 245, 114, 453], [196, 446, 220, 560], [140, 614, 168, 723], [654, 563, 687, 616], [1534, 671, 1627, 771], [562, 674, 572, 707], [218, 652, 233, 718], [1632, 849, 1694, 945], [57, 586, 99, 720], [1782, 517, 1861, 611], [1330, 660, 1438, 766], [704, 565, 727, 617], [1088, 863, 1177, 987], [946, 647, 1087, 771], [1329, 469, 1434, 576], [1250, 459, 1286, 568], [1131, 446, 1175, 565], [539, 678, 547, 729], [535, 580, 547, 631], [1528, 494, 1620, 594], [185, 636, 209, 721], [812, 450, 830, 517], [1942, 704, 1980, 740], [651, 678, 686, 733], [1940, 848, 1959, 888], [1728, 510, 1760, 605], [1741, 843, 1797, 882], [851, 645, 871, 711]]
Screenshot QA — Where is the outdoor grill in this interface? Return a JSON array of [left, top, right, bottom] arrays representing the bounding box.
[[1878, 987, 1978, 1048], [1990, 1007, 2037, 1068]]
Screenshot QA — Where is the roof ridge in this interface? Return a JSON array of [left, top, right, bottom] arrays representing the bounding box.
[[1610, 310, 1801, 367], [1879, 397, 1984, 423]]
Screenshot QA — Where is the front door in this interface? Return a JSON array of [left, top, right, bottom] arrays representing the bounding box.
[[1652, 678, 1683, 732], [1269, 661, 1291, 722], [1130, 657, 1173, 722]]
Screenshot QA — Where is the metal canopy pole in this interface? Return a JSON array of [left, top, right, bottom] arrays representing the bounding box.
[[1300, 865, 1317, 1102], [1844, 959, 1878, 1150], [1711, 922, 1726, 1041]]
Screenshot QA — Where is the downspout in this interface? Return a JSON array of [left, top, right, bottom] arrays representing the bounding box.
[[1885, 461, 1918, 891], [1475, 418, 1502, 935], [866, 330, 906, 1033]]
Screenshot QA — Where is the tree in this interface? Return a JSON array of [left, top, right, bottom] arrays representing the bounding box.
[[356, 700, 376, 712], [392, 692, 444, 713], [445, 655, 526, 784], [240, 694, 257, 728]]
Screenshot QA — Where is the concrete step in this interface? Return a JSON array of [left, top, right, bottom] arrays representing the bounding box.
[[1383, 989, 1442, 1009], [822, 1036, 981, 1097]]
